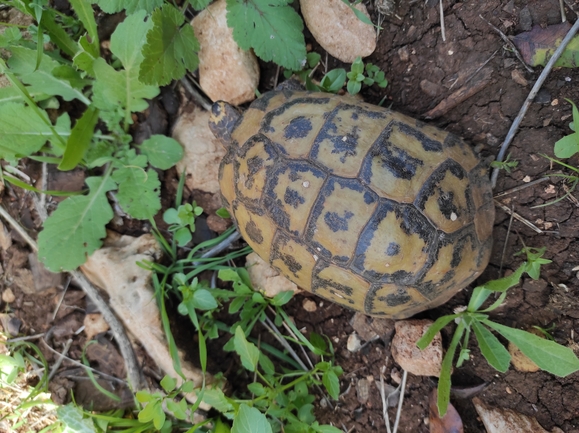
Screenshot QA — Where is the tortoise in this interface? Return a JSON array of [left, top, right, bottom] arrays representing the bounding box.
[[208, 88, 494, 319]]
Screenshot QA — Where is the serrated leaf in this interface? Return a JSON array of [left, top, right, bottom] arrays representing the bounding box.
[[139, 135, 184, 169], [202, 388, 234, 413], [0, 103, 56, 161], [483, 320, 579, 376], [189, 0, 211, 10], [59, 106, 99, 170], [92, 0, 164, 14], [139, 4, 200, 86], [110, 10, 152, 71], [322, 370, 340, 400], [37, 176, 116, 272], [69, 0, 99, 54], [0, 85, 50, 104], [231, 404, 272, 433], [471, 320, 511, 372], [112, 167, 161, 219], [7, 47, 91, 104], [247, 382, 266, 396], [233, 327, 259, 372], [57, 404, 97, 433], [226, 0, 306, 70]]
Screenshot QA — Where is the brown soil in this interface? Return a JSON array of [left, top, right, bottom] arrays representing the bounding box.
[[3, 0, 579, 432]]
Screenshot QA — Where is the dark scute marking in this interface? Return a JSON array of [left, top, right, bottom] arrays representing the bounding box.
[[312, 261, 354, 298], [437, 191, 459, 220], [280, 253, 302, 275], [209, 102, 241, 145], [351, 111, 359, 120], [389, 270, 415, 285], [397, 122, 443, 152], [245, 220, 263, 244], [334, 255, 349, 265], [396, 205, 435, 242], [284, 187, 305, 208], [386, 242, 400, 256], [288, 170, 300, 182], [366, 132, 424, 180], [264, 196, 290, 231], [363, 191, 376, 205], [244, 155, 264, 189], [414, 159, 468, 212], [442, 132, 463, 148], [249, 90, 282, 111], [383, 290, 412, 307], [283, 116, 313, 140], [262, 96, 330, 139], [324, 210, 354, 232]]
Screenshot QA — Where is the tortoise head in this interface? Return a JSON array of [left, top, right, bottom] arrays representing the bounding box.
[[209, 101, 242, 148]]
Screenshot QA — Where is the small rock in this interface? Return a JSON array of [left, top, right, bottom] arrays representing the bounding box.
[[390, 367, 401, 384], [192, 0, 259, 105], [519, 6, 533, 32], [356, 378, 370, 404], [300, 0, 376, 63], [84, 313, 110, 341], [173, 105, 227, 195], [302, 298, 317, 312], [420, 79, 442, 97], [29, 253, 63, 292], [245, 253, 300, 298], [350, 312, 394, 342], [391, 319, 443, 377], [347, 332, 362, 352], [0, 220, 11, 251], [473, 397, 558, 433], [13, 268, 35, 295], [206, 213, 230, 233], [1, 288, 15, 304], [398, 46, 410, 62], [511, 69, 528, 86]]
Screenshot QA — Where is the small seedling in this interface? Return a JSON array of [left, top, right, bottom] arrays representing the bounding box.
[[163, 202, 204, 247], [417, 246, 579, 417], [490, 153, 519, 173], [346, 57, 388, 95], [554, 99, 579, 158]]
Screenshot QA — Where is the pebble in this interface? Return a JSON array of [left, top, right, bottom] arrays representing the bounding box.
[[192, 0, 259, 105], [511, 69, 528, 87], [391, 319, 443, 377], [302, 299, 317, 312], [2, 288, 15, 304], [356, 378, 370, 404], [0, 221, 11, 251], [300, 0, 376, 63], [347, 332, 362, 352]]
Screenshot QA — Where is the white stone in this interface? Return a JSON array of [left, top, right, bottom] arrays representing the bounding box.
[[300, 0, 376, 63], [173, 105, 227, 195], [192, 0, 259, 105], [245, 253, 300, 298], [391, 319, 443, 377]]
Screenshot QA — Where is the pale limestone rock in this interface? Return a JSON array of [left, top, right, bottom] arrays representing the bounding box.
[[83, 313, 110, 341], [300, 0, 376, 63], [1, 288, 15, 304], [192, 0, 259, 105], [173, 105, 226, 195], [246, 252, 300, 298], [81, 232, 216, 408], [302, 298, 317, 312], [391, 319, 442, 377], [473, 397, 563, 433]]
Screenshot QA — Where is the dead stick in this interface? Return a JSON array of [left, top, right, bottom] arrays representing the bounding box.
[[491, 18, 579, 188]]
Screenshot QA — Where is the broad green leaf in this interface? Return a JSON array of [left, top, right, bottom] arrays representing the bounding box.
[[189, 0, 211, 10], [139, 135, 184, 169], [483, 320, 579, 376], [471, 320, 510, 372], [226, 0, 306, 70], [0, 85, 50, 104], [339, 0, 374, 26], [112, 167, 161, 219], [231, 404, 272, 433], [258, 352, 275, 375], [555, 131, 579, 159], [110, 10, 152, 71], [92, 58, 159, 114], [313, 425, 343, 433], [202, 388, 234, 413], [139, 4, 200, 86], [160, 375, 176, 392], [73, 36, 99, 74], [468, 264, 525, 311], [41, 9, 79, 57], [69, 0, 99, 54], [37, 176, 116, 272], [59, 106, 99, 170], [92, 0, 164, 14], [8, 47, 91, 104], [233, 326, 259, 372], [320, 68, 346, 93], [0, 103, 55, 161], [270, 290, 293, 306], [437, 320, 465, 417], [247, 382, 266, 396], [322, 369, 340, 400], [0, 27, 22, 47], [57, 404, 97, 433], [193, 288, 218, 310], [416, 314, 458, 350]]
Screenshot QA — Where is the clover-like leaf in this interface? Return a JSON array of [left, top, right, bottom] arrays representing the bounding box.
[[139, 135, 184, 169], [112, 167, 162, 219]]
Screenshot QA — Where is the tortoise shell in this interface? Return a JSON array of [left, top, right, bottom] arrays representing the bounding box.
[[209, 89, 494, 319]]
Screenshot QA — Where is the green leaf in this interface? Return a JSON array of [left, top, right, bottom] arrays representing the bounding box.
[[416, 314, 458, 350], [483, 320, 579, 376], [339, 0, 374, 26], [320, 69, 346, 93], [468, 264, 525, 311], [471, 320, 510, 372], [437, 320, 465, 417], [57, 404, 96, 433], [233, 327, 259, 372], [0, 103, 55, 161], [216, 207, 231, 218], [139, 4, 200, 86], [37, 176, 116, 272], [112, 167, 161, 219], [193, 288, 218, 310], [139, 135, 184, 169], [231, 404, 272, 433], [41, 9, 79, 57], [189, 0, 211, 10], [312, 425, 343, 433], [270, 290, 293, 306], [160, 375, 176, 392], [110, 10, 152, 71], [92, 0, 164, 14], [59, 106, 99, 171], [322, 369, 340, 400], [69, 0, 99, 54], [73, 36, 99, 74], [7, 47, 91, 104], [258, 352, 275, 375], [346, 80, 361, 95], [247, 382, 266, 396], [226, 0, 306, 70], [202, 388, 234, 413]]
